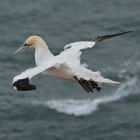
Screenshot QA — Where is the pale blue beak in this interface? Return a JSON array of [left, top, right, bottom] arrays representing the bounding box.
[[13, 43, 30, 55]]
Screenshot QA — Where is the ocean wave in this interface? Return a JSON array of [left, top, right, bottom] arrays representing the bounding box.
[[32, 78, 137, 116]]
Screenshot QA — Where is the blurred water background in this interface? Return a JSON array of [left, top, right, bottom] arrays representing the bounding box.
[[0, 0, 140, 140]]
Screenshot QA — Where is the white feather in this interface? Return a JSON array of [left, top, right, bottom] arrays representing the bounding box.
[[13, 39, 119, 91]]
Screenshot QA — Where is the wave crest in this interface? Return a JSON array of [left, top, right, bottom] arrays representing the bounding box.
[[32, 78, 137, 116]]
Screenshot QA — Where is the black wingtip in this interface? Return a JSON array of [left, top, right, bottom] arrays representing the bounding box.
[[116, 31, 133, 35], [13, 78, 36, 91], [88, 31, 133, 42]]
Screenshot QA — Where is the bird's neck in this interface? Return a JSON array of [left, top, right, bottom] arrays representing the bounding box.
[[35, 44, 54, 66]]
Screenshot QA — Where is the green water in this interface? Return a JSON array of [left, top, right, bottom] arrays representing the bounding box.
[[0, 0, 140, 140]]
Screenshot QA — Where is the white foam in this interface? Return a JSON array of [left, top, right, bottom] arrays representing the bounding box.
[[32, 78, 137, 116]]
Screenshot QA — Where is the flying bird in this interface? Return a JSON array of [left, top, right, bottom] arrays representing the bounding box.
[[12, 31, 132, 93]]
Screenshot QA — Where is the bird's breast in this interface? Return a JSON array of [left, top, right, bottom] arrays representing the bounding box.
[[42, 67, 76, 82]]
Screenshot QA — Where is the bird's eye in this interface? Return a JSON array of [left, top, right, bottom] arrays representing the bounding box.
[[23, 43, 32, 46]]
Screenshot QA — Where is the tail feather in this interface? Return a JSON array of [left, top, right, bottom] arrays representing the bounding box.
[[101, 78, 120, 85], [74, 67, 120, 93]]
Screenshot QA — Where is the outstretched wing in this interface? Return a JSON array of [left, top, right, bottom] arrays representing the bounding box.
[[61, 41, 95, 66], [64, 31, 132, 50], [13, 61, 57, 91], [61, 31, 132, 65]]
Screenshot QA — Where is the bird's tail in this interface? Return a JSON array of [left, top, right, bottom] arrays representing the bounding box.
[[101, 78, 120, 85]]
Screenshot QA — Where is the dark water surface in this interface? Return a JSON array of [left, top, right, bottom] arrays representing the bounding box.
[[0, 0, 140, 140]]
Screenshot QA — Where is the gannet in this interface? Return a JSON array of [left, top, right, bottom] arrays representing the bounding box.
[[12, 31, 132, 93]]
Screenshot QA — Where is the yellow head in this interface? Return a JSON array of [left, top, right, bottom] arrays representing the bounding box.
[[25, 35, 46, 47], [13, 35, 47, 55]]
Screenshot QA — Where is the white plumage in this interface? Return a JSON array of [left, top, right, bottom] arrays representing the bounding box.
[[12, 31, 132, 93]]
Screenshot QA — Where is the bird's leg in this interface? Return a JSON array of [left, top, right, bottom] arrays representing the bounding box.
[[74, 76, 93, 93], [89, 80, 101, 92]]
